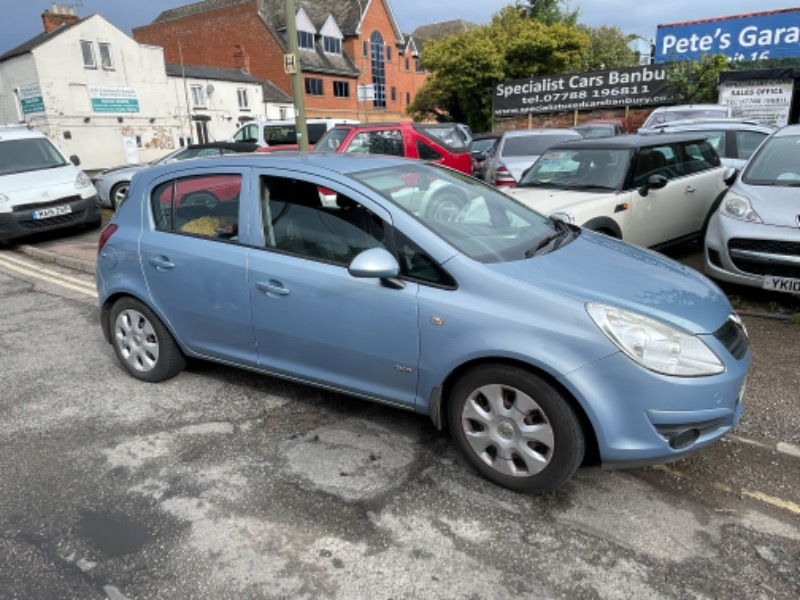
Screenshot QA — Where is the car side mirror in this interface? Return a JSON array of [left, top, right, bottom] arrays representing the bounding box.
[[349, 247, 401, 280], [639, 174, 668, 197], [69, 154, 81, 166], [723, 167, 738, 187]]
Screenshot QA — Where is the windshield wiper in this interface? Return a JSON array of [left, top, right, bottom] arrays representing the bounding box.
[[524, 220, 571, 258]]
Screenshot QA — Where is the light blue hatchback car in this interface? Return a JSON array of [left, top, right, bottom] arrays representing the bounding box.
[[96, 152, 750, 493]]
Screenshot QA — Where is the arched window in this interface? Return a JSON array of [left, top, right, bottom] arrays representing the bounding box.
[[369, 31, 386, 109]]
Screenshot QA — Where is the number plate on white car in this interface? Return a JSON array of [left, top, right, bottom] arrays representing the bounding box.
[[762, 276, 800, 293], [32, 205, 72, 220]]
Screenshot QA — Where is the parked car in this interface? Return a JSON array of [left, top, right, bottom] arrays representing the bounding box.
[[573, 118, 631, 139], [94, 142, 258, 210], [469, 133, 501, 180], [640, 104, 733, 129], [312, 122, 472, 174], [483, 129, 582, 187], [505, 133, 732, 250], [637, 118, 774, 169], [96, 152, 749, 493], [0, 125, 101, 243], [231, 118, 360, 148], [704, 124, 800, 293]]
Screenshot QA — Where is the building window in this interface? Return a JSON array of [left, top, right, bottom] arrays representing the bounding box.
[[406, 92, 411, 104], [136, 135, 143, 148], [405, 57, 410, 71], [98, 43, 113, 69], [237, 88, 250, 110], [415, 58, 424, 73], [323, 36, 342, 54], [298, 30, 315, 50], [80, 40, 96, 68], [370, 31, 386, 109], [279, 107, 288, 119], [391, 86, 396, 102], [305, 78, 324, 96], [190, 84, 205, 108], [362, 41, 368, 58], [333, 81, 350, 98], [386, 46, 392, 62]]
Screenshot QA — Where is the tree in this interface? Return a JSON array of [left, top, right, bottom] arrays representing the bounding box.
[[515, 0, 580, 25], [666, 54, 728, 103], [408, 7, 589, 131], [580, 25, 639, 70]]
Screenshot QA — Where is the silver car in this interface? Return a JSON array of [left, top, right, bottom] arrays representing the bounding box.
[[638, 118, 774, 169], [94, 142, 257, 209], [704, 124, 800, 293], [483, 128, 581, 187]]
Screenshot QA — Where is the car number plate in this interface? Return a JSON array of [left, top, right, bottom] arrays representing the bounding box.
[[762, 275, 800, 293], [32, 204, 72, 220]]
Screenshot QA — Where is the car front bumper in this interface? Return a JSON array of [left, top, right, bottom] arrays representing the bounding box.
[[0, 193, 102, 243]]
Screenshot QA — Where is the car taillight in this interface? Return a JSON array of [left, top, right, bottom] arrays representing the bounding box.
[[97, 224, 118, 254], [494, 166, 516, 187]]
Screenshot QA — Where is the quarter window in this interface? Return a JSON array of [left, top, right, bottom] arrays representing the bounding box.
[[152, 174, 243, 242], [416, 141, 442, 161], [80, 40, 96, 68]]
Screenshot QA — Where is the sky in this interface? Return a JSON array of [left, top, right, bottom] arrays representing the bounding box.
[[2, 0, 800, 55]]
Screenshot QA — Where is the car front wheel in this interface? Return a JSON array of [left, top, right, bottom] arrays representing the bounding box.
[[448, 365, 584, 493], [109, 297, 186, 382]]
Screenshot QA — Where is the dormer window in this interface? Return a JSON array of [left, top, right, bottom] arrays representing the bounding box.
[[297, 30, 314, 49], [323, 36, 341, 54]]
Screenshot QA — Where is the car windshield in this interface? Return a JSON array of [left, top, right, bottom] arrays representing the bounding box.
[[351, 163, 575, 262], [742, 134, 800, 186], [0, 138, 67, 176], [471, 138, 497, 155], [501, 134, 576, 157], [313, 128, 351, 152], [518, 148, 632, 190]]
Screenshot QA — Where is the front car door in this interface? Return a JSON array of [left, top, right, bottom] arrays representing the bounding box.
[[246, 169, 420, 406]]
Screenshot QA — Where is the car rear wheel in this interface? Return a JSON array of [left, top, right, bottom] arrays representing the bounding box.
[[448, 365, 584, 493], [111, 182, 130, 211], [110, 297, 186, 382]]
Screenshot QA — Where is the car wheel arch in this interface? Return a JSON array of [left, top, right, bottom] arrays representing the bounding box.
[[101, 292, 184, 352], [433, 356, 601, 466], [581, 216, 622, 238]]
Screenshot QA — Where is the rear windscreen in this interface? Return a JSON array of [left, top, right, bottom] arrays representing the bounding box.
[[0, 137, 67, 176]]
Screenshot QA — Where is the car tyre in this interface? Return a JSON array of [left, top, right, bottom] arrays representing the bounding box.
[[448, 364, 584, 493], [111, 182, 130, 211], [109, 297, 186, 382]]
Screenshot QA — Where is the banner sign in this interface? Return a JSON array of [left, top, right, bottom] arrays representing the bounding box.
[[718, 79, 794, 127], [655, 9, 800, 63], [493, 65, 674, 117], [88, 86, 140, 113], [18, 83, 45, 115]]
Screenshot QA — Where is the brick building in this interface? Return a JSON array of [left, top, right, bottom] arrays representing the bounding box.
[[133, 0, 428, 122]]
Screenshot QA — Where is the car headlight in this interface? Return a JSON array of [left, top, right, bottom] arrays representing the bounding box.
[[75, 171, 92, 190], [586, 303, 724, 377], [550, 211, 575, 224], [720, 192, 762, 223]]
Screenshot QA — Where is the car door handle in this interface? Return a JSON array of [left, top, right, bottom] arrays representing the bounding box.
[[256, 280, 290, 297], [148, 256, 175, 270], [685, 185, 696, 193]]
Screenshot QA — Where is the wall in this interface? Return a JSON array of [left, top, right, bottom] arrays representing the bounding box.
[[0, 54, 41, 125], [495, 107, 653, 133]]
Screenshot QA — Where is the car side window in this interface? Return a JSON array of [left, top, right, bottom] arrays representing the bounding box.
[[345, 130, 404, 156], [735, 130, 768, 160], [233, 124, 257, 144], [260, 175, 386, 265], [680, 140, 721, 174], [416, 140, 442, 161], [632, 144, 680, 187], [690, 130, 725, 156], [151, 174, 242, 241]]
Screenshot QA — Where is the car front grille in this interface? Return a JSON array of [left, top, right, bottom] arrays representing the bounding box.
[[18, 209, 87, 230], [713, 316, 749, 360], [727, 238, 800, 278]]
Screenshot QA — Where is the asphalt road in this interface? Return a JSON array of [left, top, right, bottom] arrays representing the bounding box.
[[0, 238, 798, 599]]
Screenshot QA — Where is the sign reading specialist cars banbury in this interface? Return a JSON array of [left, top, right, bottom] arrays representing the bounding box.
[[493, 65, 674, 118]]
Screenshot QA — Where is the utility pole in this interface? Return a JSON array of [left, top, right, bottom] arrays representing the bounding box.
[[284, 0, 309, 151]]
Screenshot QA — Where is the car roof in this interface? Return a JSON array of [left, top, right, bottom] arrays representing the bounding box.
[[0, 125, 46, 141], [546, 132, 716, 150], [185, 141, 259, 151], [501, 128, 578, 138], [772, 123, 800, 137], [641, 118, 774, 132]]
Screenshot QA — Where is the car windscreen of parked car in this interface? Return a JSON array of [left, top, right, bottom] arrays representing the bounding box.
[[518, 148, 632, 191], [0, 137, 68, 176]]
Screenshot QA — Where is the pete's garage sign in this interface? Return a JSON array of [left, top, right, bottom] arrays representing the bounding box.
[[656, 8, 800, 63]]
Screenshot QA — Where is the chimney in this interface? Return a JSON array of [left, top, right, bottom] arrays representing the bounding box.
[[41, 4, 80, 33], [233, 44, 251, 73]]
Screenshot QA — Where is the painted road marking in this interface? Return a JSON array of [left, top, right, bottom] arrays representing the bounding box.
[[0, 254, 97, 298]]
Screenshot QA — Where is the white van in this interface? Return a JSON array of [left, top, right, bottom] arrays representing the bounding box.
[[231, 118, 360, 148], [0, 126, 101, 243]]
